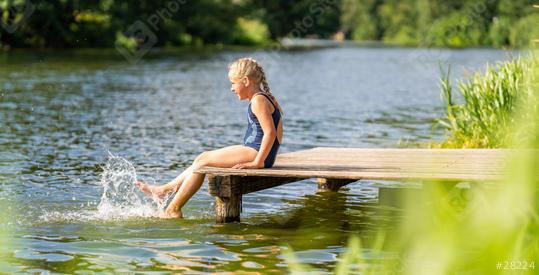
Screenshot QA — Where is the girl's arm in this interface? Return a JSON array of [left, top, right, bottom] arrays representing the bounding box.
[[233, 96, 276, 169]]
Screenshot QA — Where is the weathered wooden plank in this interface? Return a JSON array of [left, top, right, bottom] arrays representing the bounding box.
[[198, 166, 503, 181], [201, 161, 506, 171], [276, 151, 512, 164], [274, 152, 510, 165], [279, 149, 510, 156], [276, 153, 510, 162], [280, 154, 508, 159], [273, 160, 506, 167], [305, 147, 511, 154], [276, 154, 509, 161], [196, 148, 514, 182], [269, 162, 505, 170], [279, 149, 510, 158]]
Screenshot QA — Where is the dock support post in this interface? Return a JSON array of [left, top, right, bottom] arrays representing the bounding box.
[[317, 178, 355, 192], [215, 195, 241, 223], [208, 175, 241, 223]]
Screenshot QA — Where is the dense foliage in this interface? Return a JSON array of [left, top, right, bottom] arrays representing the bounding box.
[[341, 0, 538, 48], [0, 0, 340, 49], [0, 0, 536, 49]]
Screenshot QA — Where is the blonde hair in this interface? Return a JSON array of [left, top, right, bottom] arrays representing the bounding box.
[[228, 57, 284, 116]]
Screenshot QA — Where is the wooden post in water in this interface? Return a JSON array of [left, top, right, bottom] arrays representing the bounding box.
[[208, 175, 241, 223], [206, 174, 306, 223], [317, 178, 355, 192]]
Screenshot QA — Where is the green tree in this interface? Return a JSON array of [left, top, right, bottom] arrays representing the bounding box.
[[378, 0, 417, 44], [425, 11, 483, 47], [1, 0, 537, 49], [341, 0, 380, 40], [488, 16, 512, 47], [509, 13, 539, 48]]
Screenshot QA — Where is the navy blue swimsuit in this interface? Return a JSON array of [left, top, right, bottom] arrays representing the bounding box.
[[243, 93, 282, 168]]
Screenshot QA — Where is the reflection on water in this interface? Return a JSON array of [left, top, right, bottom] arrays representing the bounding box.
[[0, 47, 513, 273], [3, 190, 391, 273]]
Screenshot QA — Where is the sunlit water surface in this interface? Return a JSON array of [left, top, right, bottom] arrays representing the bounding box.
[[0, 47, 514, 273]]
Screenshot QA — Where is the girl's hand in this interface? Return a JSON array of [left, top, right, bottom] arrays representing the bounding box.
[[232, 161, 264, 169]]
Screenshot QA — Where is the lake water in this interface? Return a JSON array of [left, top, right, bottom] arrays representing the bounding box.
[[0, 47, 514, 273]]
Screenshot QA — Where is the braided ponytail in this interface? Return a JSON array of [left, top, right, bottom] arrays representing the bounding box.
[[229, 57, 284, 116], [257, 64, 284, 116]]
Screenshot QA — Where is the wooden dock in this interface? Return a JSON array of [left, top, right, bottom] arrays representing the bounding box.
[[196, 147, 511, 223]]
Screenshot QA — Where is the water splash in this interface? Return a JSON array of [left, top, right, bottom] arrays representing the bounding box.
[[35, 153, 174, 223], [96, 153, 164, 220]]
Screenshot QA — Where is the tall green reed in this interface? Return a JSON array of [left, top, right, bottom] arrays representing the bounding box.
[[437, 58, 528, 148]]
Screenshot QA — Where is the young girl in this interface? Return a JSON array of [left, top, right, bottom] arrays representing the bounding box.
[[136, 57, 283, 218]]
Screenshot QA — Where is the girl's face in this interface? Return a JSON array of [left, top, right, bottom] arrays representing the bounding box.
[[228, 71, 250, 101]]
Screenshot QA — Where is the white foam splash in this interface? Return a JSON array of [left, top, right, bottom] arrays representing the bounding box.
[[39, 153, 173, 223], [96, 153, 165, 220]]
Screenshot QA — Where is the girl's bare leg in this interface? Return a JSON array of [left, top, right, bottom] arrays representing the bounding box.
[[160, 145, 258, 218], [136, 165, 195, 199], [160, 172, 205, 218], [136, 148, 227, 199]]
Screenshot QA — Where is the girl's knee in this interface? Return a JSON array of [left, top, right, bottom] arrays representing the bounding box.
[[194, 151, 210, 166]]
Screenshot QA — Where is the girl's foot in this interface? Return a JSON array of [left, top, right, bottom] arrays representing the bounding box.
[[135, 181, 167, 199], [159, 208, 182, 219]]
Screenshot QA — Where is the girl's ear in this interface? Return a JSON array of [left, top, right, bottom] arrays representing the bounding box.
[[242, 76, 249, 87]]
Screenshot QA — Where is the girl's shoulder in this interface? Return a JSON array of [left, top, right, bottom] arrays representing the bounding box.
[[251, 93, 275, 112], [252, 93, 273, 104]]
